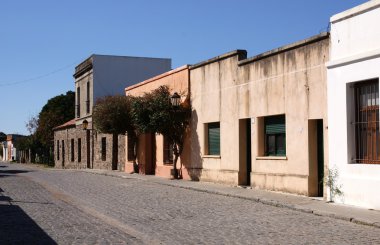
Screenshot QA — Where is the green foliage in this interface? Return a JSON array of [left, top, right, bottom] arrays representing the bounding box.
[[131, 86, 191, 147], [36, 91, 75, 148], [20, 91, 74, 165], [131, 85, 191, 178], [324, 166, 343, 202], [0, 132, 6, 142], [93, 95, 135, 134]]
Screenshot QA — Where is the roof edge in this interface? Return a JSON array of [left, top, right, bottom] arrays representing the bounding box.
[[238, 32, 329, 66], [125, 65, 190, 92], [190, 50, 247, 70], [331, 0, 380, 23], [53, 119, 76, 131]]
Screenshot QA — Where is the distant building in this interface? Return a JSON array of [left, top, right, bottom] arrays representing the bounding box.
[[1, 134, 25, 162], [54, 54, 171, 170], [327, 0, 380, 209]]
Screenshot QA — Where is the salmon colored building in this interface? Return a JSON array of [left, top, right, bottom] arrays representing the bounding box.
[[125, 65, 193, 179]]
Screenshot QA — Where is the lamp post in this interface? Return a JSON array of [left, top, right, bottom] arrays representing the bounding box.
[[170, 92, 181, 179], [82, 119, 93, 169]]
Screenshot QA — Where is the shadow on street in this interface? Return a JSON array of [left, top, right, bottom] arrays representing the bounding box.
[[0, 204, 57, 244]]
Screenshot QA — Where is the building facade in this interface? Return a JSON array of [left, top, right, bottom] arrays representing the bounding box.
[[125, 65, 193, 179], [1, 134, 24, 162], [327, 0, 380, 209], [190, 33, 329, 196], [54, 55, 171, 170]]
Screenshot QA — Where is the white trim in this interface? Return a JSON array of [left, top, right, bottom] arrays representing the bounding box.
[[330, 0, 380, 23], [326, 48, 380, 69], [256, 156, 287, 160]]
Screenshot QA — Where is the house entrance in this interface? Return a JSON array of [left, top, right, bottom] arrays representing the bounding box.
[[308, 119, 324, 197], [239, 118, 252, 186]]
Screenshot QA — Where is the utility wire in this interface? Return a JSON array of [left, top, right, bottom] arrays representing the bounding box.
[[0, 60, 79, 87]]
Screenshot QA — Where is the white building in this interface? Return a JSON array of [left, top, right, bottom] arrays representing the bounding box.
[[327, 0, 380, 209]]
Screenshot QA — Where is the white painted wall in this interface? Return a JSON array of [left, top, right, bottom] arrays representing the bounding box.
[[327, 0, 380, 209], [92, 55, 171, 101]]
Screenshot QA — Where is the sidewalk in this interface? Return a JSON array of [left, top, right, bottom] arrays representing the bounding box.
[[79, 168, 380, 228]]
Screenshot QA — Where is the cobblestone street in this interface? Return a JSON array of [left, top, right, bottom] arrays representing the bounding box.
[[1, 163, 380, 244]]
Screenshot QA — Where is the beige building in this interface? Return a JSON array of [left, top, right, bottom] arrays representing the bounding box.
[[190, 33, 329, 196], [125, 65, 193, 179]]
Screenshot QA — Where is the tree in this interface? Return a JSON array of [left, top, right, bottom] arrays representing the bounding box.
[[23, 91, 74, 165], [36, 91, 75, 149], [0, 132, 6, 142], [131, 86, 191, 178], [93, 95, 136, 170]]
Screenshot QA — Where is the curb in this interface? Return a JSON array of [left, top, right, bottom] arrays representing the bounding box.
[[80, 169, 380, 229]]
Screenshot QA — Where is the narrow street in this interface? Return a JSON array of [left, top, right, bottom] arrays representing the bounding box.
[[1, 162, 379, 244]]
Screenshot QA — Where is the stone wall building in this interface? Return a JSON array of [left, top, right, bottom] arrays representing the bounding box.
[[189, 33, 329, 197], [54, 55, 171, 170]]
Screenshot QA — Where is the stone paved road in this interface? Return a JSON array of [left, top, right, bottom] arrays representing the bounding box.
[[1, 163, 380, 244]]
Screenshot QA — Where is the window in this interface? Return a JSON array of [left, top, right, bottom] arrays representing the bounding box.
[[207, 122, 220, 155], [62, 140, 65, 164], [76, 87, 80, 118], [127, 135, 136, 161], [264, 115, 286, 156], [70, 139, 74, 162], [353, 79, 379, 164], [86, 81, 90, 114], [163, 136, 174, 164], [57, 140, 59, 160], [78, 138, 81, 162], [101, 137, 106, 161]]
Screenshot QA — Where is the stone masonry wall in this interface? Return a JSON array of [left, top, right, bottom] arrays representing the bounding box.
[[54, 126, 125, 171]]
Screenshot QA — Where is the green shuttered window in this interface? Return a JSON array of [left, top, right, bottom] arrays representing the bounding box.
[[208, 122, 220, 155], [265, 115, 286, 156]]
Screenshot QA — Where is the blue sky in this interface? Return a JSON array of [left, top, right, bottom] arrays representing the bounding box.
[[0, 0, 368, 135]]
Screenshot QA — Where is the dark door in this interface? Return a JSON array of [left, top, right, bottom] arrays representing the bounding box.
[[317, 120, 324, 197], [86, 130, 91, 168], [62, 140, 65, 167], [246, 119, 252, 185], [238, 118, 251, 186]]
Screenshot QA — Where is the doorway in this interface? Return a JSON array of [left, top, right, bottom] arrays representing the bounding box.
[[62, 140, 65, 168], [239, 118, 252, 186], [308, 119, 324, 197]]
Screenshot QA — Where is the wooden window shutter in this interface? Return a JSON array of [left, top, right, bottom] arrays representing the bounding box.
[[208, 122, 220, 155]]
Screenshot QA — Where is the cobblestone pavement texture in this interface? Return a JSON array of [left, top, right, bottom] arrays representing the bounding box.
[[1, 163, 380, 244]]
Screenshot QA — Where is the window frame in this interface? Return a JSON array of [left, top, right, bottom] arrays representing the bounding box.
[[206, 122, 221, 156], [101, 137, 106, 161], [352, 79, 380, 164], [70, 139, 75, 162], [57, 140, 60, 160], [163, 136, 174, 164], [78, 138, 81, 162], [264, 115, 286, 157]]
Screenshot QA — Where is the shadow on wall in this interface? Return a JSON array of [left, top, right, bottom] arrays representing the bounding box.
[[182, 109, 202, 181]]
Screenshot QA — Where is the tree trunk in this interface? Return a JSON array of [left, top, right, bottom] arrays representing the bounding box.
[[172, 144, 179, 179], [112, 133, 118, 170]]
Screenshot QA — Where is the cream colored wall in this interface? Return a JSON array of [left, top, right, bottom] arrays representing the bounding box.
[[190, 39, 329, 194]]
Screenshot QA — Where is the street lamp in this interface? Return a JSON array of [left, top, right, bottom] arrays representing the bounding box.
[[82, 119, 89, 130], [170, 92, 181, 179], [170, 92, 181, 107]]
